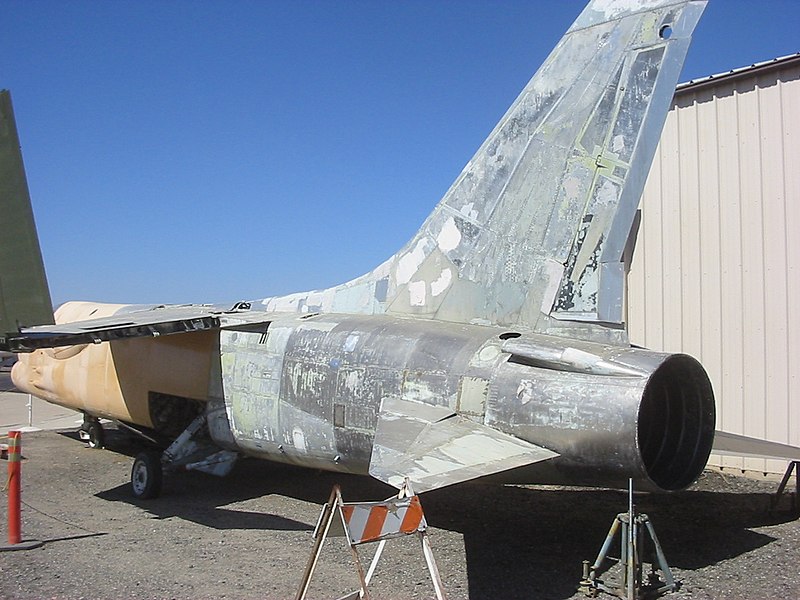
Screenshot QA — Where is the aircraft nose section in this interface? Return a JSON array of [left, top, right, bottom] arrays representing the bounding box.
[[10, 357, 29, 393]]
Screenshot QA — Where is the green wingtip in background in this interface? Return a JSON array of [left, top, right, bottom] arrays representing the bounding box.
[[0, 89, 54, 348]]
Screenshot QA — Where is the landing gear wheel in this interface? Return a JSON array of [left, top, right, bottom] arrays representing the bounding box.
[[86, 421, 105, 449], [131, 451, 163, 499]]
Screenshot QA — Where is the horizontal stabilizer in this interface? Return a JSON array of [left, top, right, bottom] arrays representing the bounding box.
[[369, 397, 558, 492], [713, 430, 800, 462]]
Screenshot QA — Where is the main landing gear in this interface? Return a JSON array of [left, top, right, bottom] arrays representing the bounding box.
[[129, 414, 238, 500]]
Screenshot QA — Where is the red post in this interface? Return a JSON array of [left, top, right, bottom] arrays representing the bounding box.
[[7, 430, 21, 545]]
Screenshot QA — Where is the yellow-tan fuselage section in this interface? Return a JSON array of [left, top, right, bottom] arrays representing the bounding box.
[[12, 302, 215, 427]]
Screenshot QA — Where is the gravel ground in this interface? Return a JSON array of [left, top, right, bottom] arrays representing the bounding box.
[[1, 428, 798, 600]]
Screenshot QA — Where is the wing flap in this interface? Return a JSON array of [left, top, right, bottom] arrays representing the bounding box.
[[713, 430, 800, 462], [369, 397, 558, 492]]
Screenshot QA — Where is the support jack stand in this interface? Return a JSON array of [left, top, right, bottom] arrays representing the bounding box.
[[770, 461, 799, 516], [580, 481, 676, 600]]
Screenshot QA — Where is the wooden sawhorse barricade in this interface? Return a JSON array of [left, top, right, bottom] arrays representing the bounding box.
[[295, 480, 447, 600]]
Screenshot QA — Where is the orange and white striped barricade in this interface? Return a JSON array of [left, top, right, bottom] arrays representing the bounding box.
[[295, 480, 447, 600]]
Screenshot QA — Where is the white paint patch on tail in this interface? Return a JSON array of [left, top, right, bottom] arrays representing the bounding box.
[[436, 217, 461, 252], [409, 281, 427, 306], [430, 269, 452, 297]]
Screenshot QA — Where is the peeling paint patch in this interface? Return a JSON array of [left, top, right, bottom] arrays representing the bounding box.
[[402, 378, 438, 404], [396, 239, 429, 285], [331, 282, 375, 313], [344, 333, 359, 352], [437, 217, 462, 252], [541, 259, 565, 314], [459, 202, 479, 220], [591, 0, 664, 19], [342, 369, 362, 392], [458, 376, 489, 415], [408, 281, 426, 307], [563, 176, 581, 200], [374, 277, 389, 302], [517, 379, 535, 405], [611, 134, 625, 154], [595, 178, 619, 207], [430, 269, 452, 297], [292, 428, 307, 453]]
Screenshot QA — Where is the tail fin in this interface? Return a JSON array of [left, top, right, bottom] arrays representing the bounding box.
[[260, 1, 707, 342], [0, 90, 54, 348]]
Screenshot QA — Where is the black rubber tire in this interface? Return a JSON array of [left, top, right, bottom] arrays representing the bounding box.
[[86, 421, 105, 449], [130, 450, 163, 499]]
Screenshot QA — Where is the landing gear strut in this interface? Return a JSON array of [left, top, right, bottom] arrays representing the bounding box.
[[127, 414, 238, 500], [79, 416, 105, 449]]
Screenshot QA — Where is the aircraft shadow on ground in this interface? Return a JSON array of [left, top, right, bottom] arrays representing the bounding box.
[[85, 431, 793, 600], [90, 431, 316, 532], [422, 484, 784, 600]]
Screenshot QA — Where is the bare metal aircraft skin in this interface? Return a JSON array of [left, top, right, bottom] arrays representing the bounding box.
[[5, 0, 796, 499]]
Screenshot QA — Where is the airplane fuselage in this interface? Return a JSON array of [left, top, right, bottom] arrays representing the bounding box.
[[14, 301, 715, 492]]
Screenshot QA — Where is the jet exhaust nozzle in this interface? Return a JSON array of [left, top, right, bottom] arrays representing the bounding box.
[[638, 353, 715, 491]]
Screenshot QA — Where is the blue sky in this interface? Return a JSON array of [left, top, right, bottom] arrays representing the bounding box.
[[2, 1, 797, 307]]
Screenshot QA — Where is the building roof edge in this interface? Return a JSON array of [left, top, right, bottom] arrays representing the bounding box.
[[676, 53, 800, 94]]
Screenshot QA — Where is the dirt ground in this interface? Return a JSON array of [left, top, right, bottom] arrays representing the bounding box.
[[1, 428, 798, 600]]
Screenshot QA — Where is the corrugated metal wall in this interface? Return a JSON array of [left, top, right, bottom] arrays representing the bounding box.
[[628, 57, 800, 474]]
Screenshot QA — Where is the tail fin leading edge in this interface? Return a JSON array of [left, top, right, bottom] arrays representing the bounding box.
[[259, 1, 707, 342], [0, 90, 54, 348]]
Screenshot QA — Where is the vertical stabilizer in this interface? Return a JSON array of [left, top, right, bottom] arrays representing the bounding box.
[[259, 0, 706, 343], [0, 90, 54, 347]]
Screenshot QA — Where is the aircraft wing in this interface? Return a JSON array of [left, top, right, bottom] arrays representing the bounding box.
[[369, 397, 558, 492], [3, 304, 226, 352], [713, 431, 800, 462]]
